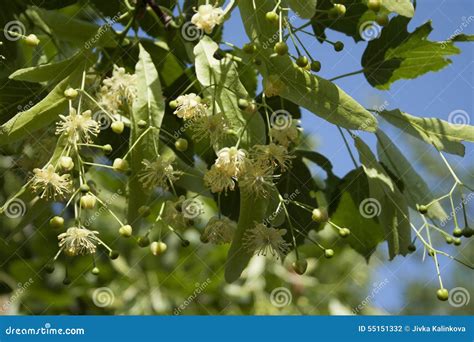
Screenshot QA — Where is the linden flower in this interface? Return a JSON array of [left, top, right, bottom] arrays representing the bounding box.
[[174, 93, 206, 120], [31, 165, 72, 200], [99, 65, 137, 113], [56, 108, 100, 143], [202, 216, 236, 244], [253, 143, 294, 171], [191, 4, 224, 34], [270, 121, 301, 147], [192, 113, 229, 144], [264, 75, 286, 97], [203, 165, 236, 193], [58, 227, 101, 256], [239, 162, 278, 198], [215, 147, 247, 177], [139, 156, 182, 190], [243, 223, 290, 259]]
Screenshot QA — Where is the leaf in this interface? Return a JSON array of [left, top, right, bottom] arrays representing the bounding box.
[[28, 7, 118, 48], [225, 195, 270, 283], [288, 0, 317, 19], [239, 0, 377, 132], [194, 36, 266, 149], [128, 44, 165, 223], [379, 109, 474, 156], [0, 67, 84, 146], [376, 130, 447, 221], [329, 168, 385, 260], [451, 34, 474, 42], [9, 50, 93, 83], [277, 157, 322, 244], [362, 17, 460, 89], [381, 0, 414, 18], [295, 149, 340, 194], [354, 137, 411, 259], [311, 0, 371, 42]]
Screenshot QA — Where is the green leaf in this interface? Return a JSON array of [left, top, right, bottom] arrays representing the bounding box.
[[451, 34, 474, 42], [128, 44, 165, 223], [0, 67, 83, 146], [354, 137, 411, 259], [28, 7, 118, 48], [379, 109, 474, 156], [376, 130, 447, 221], [381, 0, 414, 18], [362, 18, 460, 89], [287, 0, 317, 19], [194, 36, 266, 148], [9, 50, 93, 83], [329, 168, 385, 260], [239, 0, 377, 132]]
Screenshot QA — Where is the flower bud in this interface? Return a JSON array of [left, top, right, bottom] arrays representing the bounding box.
[[111, 121, 125, 134], [59, 156, 74, 171], [113, 158, 129, 172], [80, 194, 96, 209], [25, 34, 40, 46], [292, 259, 308, 275], [64, 88, 78, 100], [175, 138, 188, 152], [49, 216, 64, 229]]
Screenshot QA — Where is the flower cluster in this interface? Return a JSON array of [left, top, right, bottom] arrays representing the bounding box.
[[58, 227, 102, 256], [56, 108, 100, 143], [173, 93, 207, 120], [31, 165, 72, 200], [139, 155, 182, 190]]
